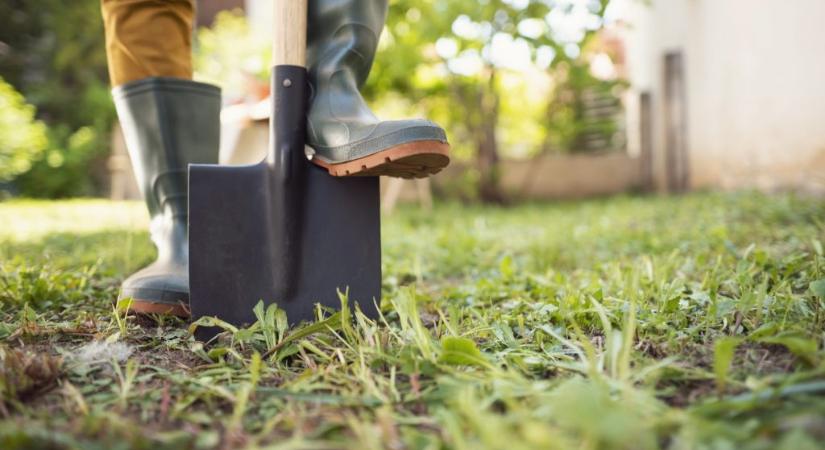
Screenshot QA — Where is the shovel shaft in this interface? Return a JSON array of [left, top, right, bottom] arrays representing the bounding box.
[[273, 0, 308, 67], [267, 65, 308, 297], [269, 0, 309, 167], [266, 0, 310, 295]]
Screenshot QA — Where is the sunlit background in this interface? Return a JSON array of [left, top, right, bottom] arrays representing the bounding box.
[[2, 0, 824, 205], [2, 3, 825, 448]]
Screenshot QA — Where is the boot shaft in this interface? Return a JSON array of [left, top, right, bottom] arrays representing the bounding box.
[[113, 77, 220, 220], [307, 0, 389, 89]]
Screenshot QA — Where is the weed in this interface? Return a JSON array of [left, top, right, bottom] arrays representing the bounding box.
[[0, 192, 823, 449]]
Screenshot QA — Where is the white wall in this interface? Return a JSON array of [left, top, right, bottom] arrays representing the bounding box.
[[619, 0, 825, 192]]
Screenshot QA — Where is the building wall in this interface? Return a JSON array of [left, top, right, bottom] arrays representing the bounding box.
[[620, 0, 825, 193], [498, 154, 643, 199]]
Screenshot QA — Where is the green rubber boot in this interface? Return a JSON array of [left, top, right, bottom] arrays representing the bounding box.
[[306, 0, 450, 179], [113, 77, 220, 316]]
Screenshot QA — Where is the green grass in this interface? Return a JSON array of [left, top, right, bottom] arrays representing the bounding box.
[[1, 192, 824, 450]]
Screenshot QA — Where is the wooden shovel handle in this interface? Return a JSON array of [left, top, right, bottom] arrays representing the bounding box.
[[273, 0, 308, 67]]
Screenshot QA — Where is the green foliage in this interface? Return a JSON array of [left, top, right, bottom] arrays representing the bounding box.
[[544, 59, 628, 153], [547, 377, 664, 449], [810, 278, 825, 298], [15, 125, 107, 198], [439, 336, 488, 367], [368, 0, 616, 199], [193, 10, 271, 100], [0, 263, 100, 312], [714, 337, 743, 391], [2, 191, 825, 447], [0, 0, 114, 198], [0, 78, 48, 183], [0, 0, 630, 199], [0, 0, 112, 130]]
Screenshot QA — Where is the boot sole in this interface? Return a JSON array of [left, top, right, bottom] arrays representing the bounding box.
[[119, 288, 190, 317], [312, 141, 450, 179], [128, 299, 190, 317]]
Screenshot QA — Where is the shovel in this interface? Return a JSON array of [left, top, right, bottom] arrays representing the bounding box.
[[188, 0, 381, 336]]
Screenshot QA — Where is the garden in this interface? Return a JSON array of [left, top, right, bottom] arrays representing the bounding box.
[[1, 192, 823, 449]]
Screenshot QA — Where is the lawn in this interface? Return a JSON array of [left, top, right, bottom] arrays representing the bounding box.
[[1, 192, 824, 450]]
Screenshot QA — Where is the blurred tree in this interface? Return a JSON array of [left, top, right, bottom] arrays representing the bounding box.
[[0, 0, 623, 200], [0, 0, 114, 197], [0, 78, 47, 183], [368, 0, 612, 202], [193, 10, 271, 102], [541, 34, 628, 155]]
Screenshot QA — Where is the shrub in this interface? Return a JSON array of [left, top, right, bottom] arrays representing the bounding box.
[[14, 125, 107, 198], [0, 0, 114, 198], [0, 78, 48, 184]]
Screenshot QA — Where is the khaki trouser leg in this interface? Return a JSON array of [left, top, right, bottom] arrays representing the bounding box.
[[101, 0, 195, 86]]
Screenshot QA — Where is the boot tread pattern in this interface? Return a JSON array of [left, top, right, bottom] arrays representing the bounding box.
[[312, 140, 450, 179]]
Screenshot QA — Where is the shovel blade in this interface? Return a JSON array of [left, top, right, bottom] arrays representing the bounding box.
[[188, 161, 381, 336]]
